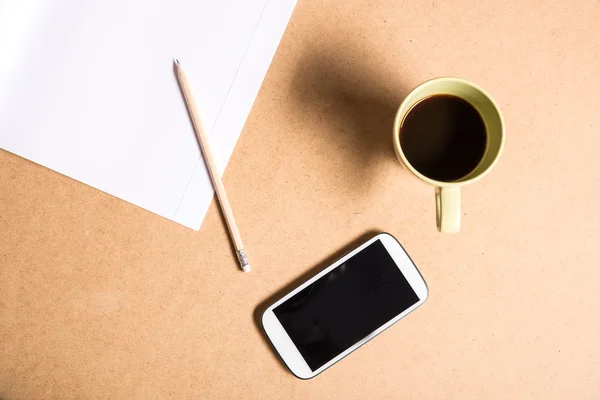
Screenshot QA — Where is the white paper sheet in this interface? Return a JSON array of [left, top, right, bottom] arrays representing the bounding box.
[[0, 0, 296, 230]]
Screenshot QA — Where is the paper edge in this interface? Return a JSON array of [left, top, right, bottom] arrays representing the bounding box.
[[173, 0, 297, 230]]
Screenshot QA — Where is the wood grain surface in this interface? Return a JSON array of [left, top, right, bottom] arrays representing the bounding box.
[[1, 0, 599, 398]]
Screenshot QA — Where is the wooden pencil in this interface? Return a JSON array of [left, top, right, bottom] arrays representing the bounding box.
[[174, 59, 250, 272]]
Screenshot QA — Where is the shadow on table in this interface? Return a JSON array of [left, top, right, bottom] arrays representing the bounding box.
[[253, 229, 382, 373], [291, 43, 412, 190]]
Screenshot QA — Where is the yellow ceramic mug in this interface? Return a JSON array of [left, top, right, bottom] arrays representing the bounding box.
[[393, 77, 505, 233]]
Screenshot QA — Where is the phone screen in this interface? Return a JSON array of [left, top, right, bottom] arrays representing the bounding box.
[[273, 239, 420, 371]]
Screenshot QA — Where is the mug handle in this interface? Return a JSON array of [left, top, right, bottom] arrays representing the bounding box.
[[435, 187, 461, 233]]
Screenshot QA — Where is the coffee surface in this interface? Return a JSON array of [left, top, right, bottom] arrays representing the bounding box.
[[400, 95, 487, 182]]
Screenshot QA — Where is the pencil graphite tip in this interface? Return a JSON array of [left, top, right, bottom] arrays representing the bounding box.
[[174, 58, 180, 65]]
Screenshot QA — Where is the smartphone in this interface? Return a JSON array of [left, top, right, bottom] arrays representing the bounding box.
[[261, 233, 428, 379]]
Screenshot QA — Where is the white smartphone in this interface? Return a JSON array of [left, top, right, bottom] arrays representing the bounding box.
[[261, 233, 428, 379]]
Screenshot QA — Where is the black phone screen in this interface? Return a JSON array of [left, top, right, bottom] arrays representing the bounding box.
[[273, 239, 420, 371]]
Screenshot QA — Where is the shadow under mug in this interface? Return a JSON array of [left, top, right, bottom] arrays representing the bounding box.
[[393, 77, 505, 233]]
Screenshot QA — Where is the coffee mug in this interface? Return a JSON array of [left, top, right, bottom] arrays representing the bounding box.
[[393, 77, 505, 233]]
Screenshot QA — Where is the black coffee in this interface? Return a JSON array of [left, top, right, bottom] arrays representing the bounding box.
[[400, 95, 487, 182]]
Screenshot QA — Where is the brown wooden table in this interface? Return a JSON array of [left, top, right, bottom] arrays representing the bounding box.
[[2, 0, 599, 398]]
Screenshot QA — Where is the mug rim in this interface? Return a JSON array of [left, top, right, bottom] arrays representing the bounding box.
[[393, 76, 505, 187]]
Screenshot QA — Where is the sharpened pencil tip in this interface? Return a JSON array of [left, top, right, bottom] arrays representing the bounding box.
[[174, 58, 180, 65]]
